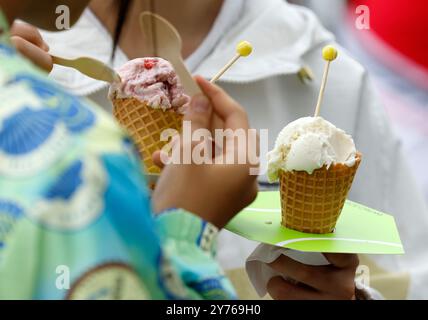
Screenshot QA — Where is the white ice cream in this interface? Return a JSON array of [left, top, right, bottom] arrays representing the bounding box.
[[267, 117, 357, 182]]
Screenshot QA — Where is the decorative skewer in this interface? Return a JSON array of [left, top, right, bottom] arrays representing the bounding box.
[[313, 45, 338, 117], [210, 41, 253, 83]]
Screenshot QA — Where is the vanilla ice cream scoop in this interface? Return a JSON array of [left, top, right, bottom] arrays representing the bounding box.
[[109, 57, 190, 112], [267, 117, 357, 182]]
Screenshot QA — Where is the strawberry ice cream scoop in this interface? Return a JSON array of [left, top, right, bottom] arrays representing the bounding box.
[[109, 58, 190, 113]]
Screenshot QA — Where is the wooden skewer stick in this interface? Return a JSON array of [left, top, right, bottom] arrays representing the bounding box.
[[314, 45, 338, 117], [314, 61, 331, 117], [211, 54, 241, 83], [210, 41, 253, 83]]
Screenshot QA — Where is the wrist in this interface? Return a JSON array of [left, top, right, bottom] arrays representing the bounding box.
[[152, 196, 226, 229]]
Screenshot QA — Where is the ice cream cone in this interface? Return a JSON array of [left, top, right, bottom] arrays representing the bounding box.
[[279, 153, 362, 234], [112, 97, 183, 174]]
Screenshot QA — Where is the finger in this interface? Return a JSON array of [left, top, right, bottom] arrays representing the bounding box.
[[243, 180, 258, 208], [152, 151, 166, 169], [11, 22, 49, 51], [269, 255, 356, 297], [153, 132, 181, 168], [183, 93, 213, 132], [268, 255, 335, 292], [323, 253, 359, 269], [11, 37, 53, 72], [195, 76, 249, 130], [267, 276, 337, 300], [211, 114, 224, 131]]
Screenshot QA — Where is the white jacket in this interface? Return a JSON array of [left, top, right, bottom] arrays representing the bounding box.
[[41, 0, 428, 299]]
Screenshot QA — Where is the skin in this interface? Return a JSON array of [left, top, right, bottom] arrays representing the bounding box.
[[267, 253, 359, 300], [4, 0, 360, 300], [153, 76, 259, 229], [89, 0, 224, 59], [10, 22, 53, 71], [0, 0, 90, 30]]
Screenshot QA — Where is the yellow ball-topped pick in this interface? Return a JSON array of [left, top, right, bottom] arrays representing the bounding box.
[[314, 45, 338, 117], [322, 45, 338, 61], [211, 41, 254, 83], [236, 41, 253, 57]]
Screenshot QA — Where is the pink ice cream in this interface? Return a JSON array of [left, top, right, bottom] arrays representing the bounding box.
[[109, 58, 190, 113]]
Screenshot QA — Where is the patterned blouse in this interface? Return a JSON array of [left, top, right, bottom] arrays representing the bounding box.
[[0, 11, 236, 300]]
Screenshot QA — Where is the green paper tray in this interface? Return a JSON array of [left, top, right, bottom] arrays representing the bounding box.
[[226, 191, 404, 254]]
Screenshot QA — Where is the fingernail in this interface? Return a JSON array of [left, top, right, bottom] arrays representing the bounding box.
[[191, 95, 210, 113]]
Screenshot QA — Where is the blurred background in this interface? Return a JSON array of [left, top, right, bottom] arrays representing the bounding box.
[[290, 0, 428, 203]]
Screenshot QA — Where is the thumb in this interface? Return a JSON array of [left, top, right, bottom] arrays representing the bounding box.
[[11, 37, 53, 72], [152, 150, 167, 170], [183, 93, 212, 132]]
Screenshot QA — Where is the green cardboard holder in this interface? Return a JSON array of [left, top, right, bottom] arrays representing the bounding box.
[[226, 191, 404, 254]]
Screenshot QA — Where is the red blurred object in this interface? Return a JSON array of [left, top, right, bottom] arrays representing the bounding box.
[[348, 0, 428, 85]]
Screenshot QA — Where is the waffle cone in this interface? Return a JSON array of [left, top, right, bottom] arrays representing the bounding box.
[[112, 97, 183, 174], [279, 153, 362, 234]]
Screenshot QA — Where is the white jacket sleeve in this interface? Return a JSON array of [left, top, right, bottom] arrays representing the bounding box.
[[350, 72, 428, 299]]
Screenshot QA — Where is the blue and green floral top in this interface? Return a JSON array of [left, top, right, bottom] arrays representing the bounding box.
[[0, 10, 236, 300]]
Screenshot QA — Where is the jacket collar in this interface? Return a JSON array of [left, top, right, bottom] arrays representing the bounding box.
[[195, 0, 334, 83], [42, 0, 334, 94]]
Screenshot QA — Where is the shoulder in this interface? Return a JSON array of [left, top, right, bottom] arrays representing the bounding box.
[[0, 65, 147, 221], [0, 66, 130, 176]]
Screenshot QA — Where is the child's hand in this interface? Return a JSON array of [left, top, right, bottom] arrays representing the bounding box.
[[267, 253, 359, 300], [152, 76, 259, 229], [10, 22, 53, 72]]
